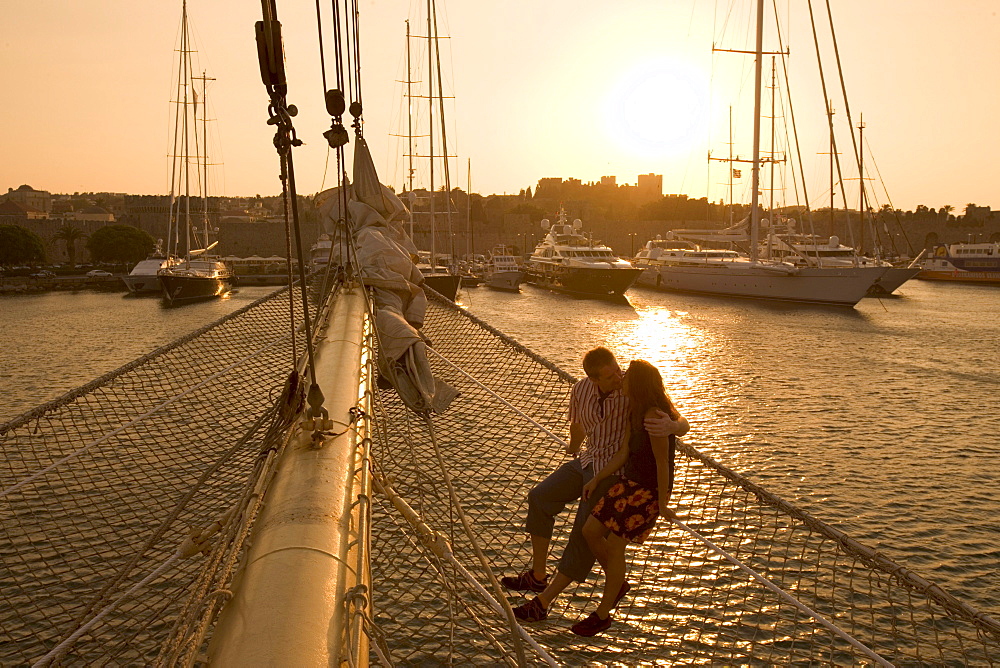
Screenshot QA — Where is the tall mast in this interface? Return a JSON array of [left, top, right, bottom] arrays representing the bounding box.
[[426, 0, 436, 266], [728, 106, 734, 227], [828, 99, 835, 239], [466, 158, 472, 259], [194, 70, 215, 249], [405, 19, 414, 240], [749, 0, 764, 262], [181, 0, 191, 259], [858, 114, 866, 254], [431, 0, 454, 266], [768, 57, 776, 225]]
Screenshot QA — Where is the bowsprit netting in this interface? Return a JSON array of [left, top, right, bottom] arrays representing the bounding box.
[[368, 292, 1000, 666], [0, 283, 324, 666]]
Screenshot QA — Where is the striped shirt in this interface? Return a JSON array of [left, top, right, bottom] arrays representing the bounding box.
[[568, 377, 630, 474]]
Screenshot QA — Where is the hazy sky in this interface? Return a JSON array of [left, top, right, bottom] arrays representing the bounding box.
[[3, 0, 998, 212]]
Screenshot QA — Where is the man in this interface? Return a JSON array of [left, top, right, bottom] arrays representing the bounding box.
[[502, 347, 689, 622]]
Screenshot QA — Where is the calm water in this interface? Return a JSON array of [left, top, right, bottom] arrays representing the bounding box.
[[2, 280, 998, 617]]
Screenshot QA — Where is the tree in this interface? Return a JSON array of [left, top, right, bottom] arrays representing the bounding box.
[[0, 224, 46, 266], [86, 225, 155, 266], [51, 223, 87, 268]]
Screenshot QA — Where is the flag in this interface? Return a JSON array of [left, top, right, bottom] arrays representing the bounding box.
[[732, 169, 742, 178]]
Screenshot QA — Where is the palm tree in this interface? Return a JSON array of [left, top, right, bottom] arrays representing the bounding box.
[[51, 224, 87, 268], [940, 205, 954, 221]]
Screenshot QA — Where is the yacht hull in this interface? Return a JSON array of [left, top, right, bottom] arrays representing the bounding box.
[[486, 270, 524, 292], [160, 274, 233, 305], [868, 267, 921, 295], [525, 265, 641, 298], [122, 275, 162, 295], [636, 265, 884, 306], [421, 274, 462, 301]]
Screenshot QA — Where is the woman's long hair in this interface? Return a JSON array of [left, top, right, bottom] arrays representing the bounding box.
[[625, 360, 678, 431]]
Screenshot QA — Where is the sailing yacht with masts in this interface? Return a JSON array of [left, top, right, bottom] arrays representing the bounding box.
[[157, 1, 233, 306], [397, 12, 461, 301], [633, 1, 883, 306]]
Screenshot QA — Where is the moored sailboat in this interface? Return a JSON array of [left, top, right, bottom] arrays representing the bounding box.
[[156, 1, 232, 306], [634, 0, 885, 306]]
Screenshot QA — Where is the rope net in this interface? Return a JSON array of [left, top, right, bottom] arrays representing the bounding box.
[[0, 284, 323, 666], [367, 292, 1000, 666], [2, 281, 998, 666]]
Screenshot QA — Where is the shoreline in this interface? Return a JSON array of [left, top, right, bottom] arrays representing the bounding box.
[[0, 273, 291, 295]]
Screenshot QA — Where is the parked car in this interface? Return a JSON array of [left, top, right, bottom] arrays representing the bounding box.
[[30, 270, 56, 278], [86, 270, 113, 277]]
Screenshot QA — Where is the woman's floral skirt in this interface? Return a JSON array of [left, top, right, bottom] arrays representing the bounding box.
[[591, 477, 659, 544]]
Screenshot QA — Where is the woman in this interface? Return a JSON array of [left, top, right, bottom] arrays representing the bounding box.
[[573, 359, 686, 637]]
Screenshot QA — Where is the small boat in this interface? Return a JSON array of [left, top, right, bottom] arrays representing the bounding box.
[[484, 245, 524, 292], [524, 208, 641, 299], [917, 242, 1000, 284]]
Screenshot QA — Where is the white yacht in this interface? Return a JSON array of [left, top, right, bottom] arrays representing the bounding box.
[[525, 208, 641, 298], [122, 247, 177, 295], [766, 234, 919, 296], [632, 236, 881, 306], [484, 245, 524, 292]]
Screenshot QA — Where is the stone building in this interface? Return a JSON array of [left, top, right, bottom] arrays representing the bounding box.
[[1, 185, 52, 214]]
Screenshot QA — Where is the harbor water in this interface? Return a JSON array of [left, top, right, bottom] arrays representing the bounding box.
[[1, 280, 998, 619]]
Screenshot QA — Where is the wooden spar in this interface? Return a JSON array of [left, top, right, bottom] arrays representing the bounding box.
[[209, 287, 372, 666]]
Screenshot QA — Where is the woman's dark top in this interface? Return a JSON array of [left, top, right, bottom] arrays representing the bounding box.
[[623, 426, 675, 492]]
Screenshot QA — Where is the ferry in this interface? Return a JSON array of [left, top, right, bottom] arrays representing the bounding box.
[[524, 208, 641, 298], [917, 242, 1000, 284]]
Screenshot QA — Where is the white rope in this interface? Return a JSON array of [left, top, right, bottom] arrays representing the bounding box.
[[1, 330, 295, 500], [671, 517, 894, 667], [426, 348, 895, 666]]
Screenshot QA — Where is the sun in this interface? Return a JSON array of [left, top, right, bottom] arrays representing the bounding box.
[[603, 56, 710, 159]]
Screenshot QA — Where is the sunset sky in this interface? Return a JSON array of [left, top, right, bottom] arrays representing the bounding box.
[[3, 0, 998, 213]]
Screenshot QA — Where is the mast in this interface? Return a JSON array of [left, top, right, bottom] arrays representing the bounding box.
[[858, 114, 866, 255], [767, 56, 776, 258], [405, 19, 414, 240], [728, 107, 734, 227], [195, 70, 215, 250], [426, 0, 436, 266], [181, 0, 191, 260], [749, 0, 764, 263], [467, 158, 473, 260], [430, 0, 454, 267], [828, 99, 835, 240]]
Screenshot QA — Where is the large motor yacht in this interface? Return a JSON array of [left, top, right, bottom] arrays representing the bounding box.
[[524, 208, 641, 298]]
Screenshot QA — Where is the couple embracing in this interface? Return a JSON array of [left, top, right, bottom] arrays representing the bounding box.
[[501, 346, 689, 637]]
